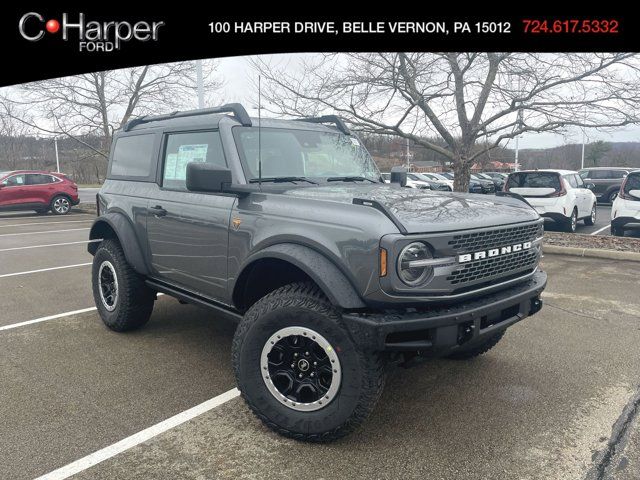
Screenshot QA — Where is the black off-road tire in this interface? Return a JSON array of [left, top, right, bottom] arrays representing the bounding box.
[[92, 238, 155, 332], [232, 282, 385, 442], [447, 330, 506, 360], [584, 204, 597, 226]]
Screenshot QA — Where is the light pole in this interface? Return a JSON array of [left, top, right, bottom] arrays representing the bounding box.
[[196, 60, 205, 109], [54, 136, 60, 173]]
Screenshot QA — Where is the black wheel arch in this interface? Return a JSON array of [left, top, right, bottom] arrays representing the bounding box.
[[232, 243, 366, 312], [88, 213, 150, 276]]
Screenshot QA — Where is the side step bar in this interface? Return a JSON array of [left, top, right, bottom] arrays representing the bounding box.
[[146, 279, 243, 322]]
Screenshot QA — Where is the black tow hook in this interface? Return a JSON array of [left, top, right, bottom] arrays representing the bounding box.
[[530, 297, 543, 315]]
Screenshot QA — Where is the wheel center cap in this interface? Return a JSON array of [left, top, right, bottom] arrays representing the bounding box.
[[297, 359, 310, 372]]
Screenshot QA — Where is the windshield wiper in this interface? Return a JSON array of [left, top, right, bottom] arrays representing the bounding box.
[[249, 176, 318, 184], [326, 176, 377, 183]]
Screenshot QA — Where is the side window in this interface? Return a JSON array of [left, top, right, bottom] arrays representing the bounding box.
[[3, 174, 25, 186], [26, 174, 52, 185], [162, 131, 226, 191], [590, 170, 608, 179], [609, 170, 626, 179], [110, 134, 156, 179], [564, 174, 577, 188], [574, 174, 585, 188]]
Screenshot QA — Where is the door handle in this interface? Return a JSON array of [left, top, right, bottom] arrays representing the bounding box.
[[149, 205, 167, 217]]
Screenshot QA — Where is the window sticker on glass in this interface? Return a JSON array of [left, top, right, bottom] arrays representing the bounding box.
[[350, 137, 360, 146], [164, 153, 178, 180], [175, 144, 209, 180]]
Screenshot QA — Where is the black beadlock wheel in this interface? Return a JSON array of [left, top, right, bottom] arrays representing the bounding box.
[[232, 282, 385, 442], [92, 238, 155, 331]]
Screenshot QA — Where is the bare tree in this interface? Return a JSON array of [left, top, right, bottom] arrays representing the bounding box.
[[254, 53, 640, 191], [3, 61, 222, 156]]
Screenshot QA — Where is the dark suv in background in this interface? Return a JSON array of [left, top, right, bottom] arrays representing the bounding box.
[[578, 167, 633, 204]]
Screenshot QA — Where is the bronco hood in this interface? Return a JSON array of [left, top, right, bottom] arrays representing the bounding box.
[[281, 184, 539, 234]]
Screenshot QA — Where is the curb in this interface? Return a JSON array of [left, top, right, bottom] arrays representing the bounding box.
[[73, 203, 97, 214], [543, 245, 640, 262]]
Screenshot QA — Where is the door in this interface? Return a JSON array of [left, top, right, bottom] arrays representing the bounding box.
[[0, 174, 28, 208], [573, 174, 592, 216], [25, 173, 56, 207], [146, 130, 236, 301], [585, 170, 610, 198]]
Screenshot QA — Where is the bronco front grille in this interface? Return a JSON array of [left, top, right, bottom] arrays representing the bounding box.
[[448, 222, 542, 253], [447, 248, 539, 286]]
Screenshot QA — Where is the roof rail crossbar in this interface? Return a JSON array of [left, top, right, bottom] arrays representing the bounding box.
[[295, 115, 351, 135], [123, 103, 252, 131]]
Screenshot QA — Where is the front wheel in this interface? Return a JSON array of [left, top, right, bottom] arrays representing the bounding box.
[[584, 204, 597, 226], [611, 225, 625, 237], [50, 195, 71, 215], [232, 283, 385, 442], [92, 238, 155, 331]]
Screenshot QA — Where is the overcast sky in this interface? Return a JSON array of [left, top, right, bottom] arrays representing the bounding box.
[[215, 54, 640, 151]]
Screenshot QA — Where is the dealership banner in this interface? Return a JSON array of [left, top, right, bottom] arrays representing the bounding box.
[[0, 6, 636, 86]]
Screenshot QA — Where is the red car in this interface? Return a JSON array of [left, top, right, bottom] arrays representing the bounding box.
[[0, 170, 80, 215]]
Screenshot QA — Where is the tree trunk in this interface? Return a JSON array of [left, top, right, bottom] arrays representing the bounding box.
[[452, 156, 471, 192]]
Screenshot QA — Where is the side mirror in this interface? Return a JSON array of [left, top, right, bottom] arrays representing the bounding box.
[[390, 166, 407, 187], [186, 162, 232, 193], [585, 183, 596, 191]]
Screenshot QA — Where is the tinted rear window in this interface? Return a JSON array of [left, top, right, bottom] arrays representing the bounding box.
[[507, 172, 561, 190], [624, 173, 640, 193], [110, 134, 155, 178]]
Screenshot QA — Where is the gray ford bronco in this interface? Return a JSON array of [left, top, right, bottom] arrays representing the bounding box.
[[89, 103, 547, 442]]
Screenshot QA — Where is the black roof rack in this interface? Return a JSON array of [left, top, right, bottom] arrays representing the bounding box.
[[123, 103, 252, 132], [295, 115, 351, 135]]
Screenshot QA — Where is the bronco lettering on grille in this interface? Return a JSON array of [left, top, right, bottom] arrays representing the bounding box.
[[458, 242, 533, 263]]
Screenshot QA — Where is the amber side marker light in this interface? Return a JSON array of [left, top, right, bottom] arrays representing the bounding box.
[[379, 248, 388, 277]]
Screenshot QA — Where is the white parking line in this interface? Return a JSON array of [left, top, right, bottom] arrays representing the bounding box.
[[0, 239, 100, 252], [35, 388, 240, 480], [0, 307, 97, 332], [0, 263, 91, 279], [0, 219, 93, 228], [0, 228, 89, 237], [0, 293, 163, 332], [590, 224, 611, 235]]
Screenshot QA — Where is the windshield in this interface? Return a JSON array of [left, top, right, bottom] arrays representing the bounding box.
[[623, 173, 640, 194], [233, 127, 381, 182]]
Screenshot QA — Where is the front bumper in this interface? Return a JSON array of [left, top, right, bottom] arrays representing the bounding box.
[[343, 269, 547, 354], [612, 216, 640, 231]]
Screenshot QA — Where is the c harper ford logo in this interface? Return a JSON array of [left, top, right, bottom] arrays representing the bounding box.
[[18, 12, 165, 52]]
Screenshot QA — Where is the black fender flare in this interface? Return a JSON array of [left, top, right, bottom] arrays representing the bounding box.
[[234, 243, 366, 310], [88, 213, 149, 275]]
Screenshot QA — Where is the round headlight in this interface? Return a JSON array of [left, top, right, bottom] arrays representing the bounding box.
[[397, 242, 433, 286]]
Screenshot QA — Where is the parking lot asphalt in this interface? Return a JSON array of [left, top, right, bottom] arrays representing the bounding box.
[[1, 210, 639, 480]]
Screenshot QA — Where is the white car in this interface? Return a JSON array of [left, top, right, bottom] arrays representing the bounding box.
[[415, 172, 454, 190], [505, 169, 597, 233], [611, 170, 640, 236], [405, 173, 432, 190]]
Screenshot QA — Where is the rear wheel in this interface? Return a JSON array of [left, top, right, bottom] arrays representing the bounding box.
[[50, 195, 71, 215], [92, 238, 155, 331], [584, 204, 596, 226], [563, 208, 578, 233], [232, 282, 385, 442]]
